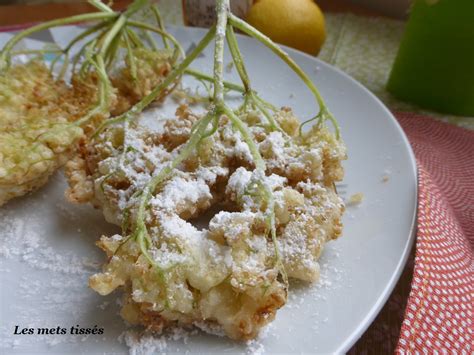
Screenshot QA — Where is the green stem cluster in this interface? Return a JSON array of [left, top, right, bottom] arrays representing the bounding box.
[[0, 0, 183, 129], [229, 14, 340, 139], [112, 0, 340, 288], [124, 0, 285, 286], [2, 0, 340, 290]]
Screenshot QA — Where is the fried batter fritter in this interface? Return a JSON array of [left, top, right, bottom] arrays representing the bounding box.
[[0, 49, 172, 206], [0, 62, 83, 205], [66, 104, 346, 340]]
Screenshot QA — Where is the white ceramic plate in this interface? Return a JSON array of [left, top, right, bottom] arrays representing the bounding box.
[[0, 26, 417, 354]]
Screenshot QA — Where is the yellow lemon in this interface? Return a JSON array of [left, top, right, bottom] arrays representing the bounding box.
[[246, 0, 326, 56]]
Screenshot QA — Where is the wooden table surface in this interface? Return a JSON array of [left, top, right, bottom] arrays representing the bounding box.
[[0, 0, 381, 27]]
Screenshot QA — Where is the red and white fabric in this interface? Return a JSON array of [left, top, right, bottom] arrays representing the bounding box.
[[351, 112, 474, 353], [396, 113, 473, 353]]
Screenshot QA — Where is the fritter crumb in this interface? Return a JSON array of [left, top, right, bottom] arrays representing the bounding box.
[[347, 192, 364, 206]]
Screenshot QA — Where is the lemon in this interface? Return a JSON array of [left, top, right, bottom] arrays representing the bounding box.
[[246, 0, 326, 56]]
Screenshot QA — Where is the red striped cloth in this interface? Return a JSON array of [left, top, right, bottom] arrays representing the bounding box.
[[351, 112, 473, 352], [396, 113, 473, 352]]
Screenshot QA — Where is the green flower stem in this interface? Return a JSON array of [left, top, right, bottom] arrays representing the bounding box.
[[222, 105, 265, 171], [201, 115, 220, 140], [184, 68, 244, 93], [225, 24, 284, 133], [134, 111, 215, 265], [213, 0, 230, 104], [225, 24, 251, 92], [298, 114, 321, 137], [151, 5, 170, 49], [123, 0, 149, 17], [74, 55, 111, 126], [126, 28, 146, 48], [72, 36, 97, 73], [93, 25, 217, 136], [99, 14, 126, 58], [229, 13, 340, 139], [93, 0, 149, 56], [79, 38, 98, 77], [221, 6, 288, 281], [0, 12, 116, 70], [261, 182, 288, 285], [127, 25, 214, 110], [87, 0, 111, 13], [105, 28, 124, 69], [184, 68, 279, 129], [50, 21, 107, 73], [133, 0, 227, 271], [250, 91, 285, 134], [123, 31, 138, 81], [65, 22, 109, 53], [254, 94, 278, 112], [88, 0, 148, 24], [57, 54, 70, 80], [224, 103, 286, 281], [11, 48, 62, 56], [141, 29, 158, 51], [228, 14, 324, 109], [88, 0, 144, 57], [226, 35, 281, 131], [126, 20, 185, 59]]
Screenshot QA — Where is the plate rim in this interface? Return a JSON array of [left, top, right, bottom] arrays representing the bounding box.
[[280, 41, 418, 353]]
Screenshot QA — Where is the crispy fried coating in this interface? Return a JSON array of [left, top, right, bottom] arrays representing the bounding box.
[[111, 48, 173, 115], [0, 49, 172, 206], [66, 104, 346, 340], [0, 62, 83, 205]]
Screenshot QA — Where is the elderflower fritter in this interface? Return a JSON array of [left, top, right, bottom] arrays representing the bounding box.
[[66, 104, 346, 340], [0, 62, 83, 206], [0, 0, 180, 206], [0, 46, 174, 206]]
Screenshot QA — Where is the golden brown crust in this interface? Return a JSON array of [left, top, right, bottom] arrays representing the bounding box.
[[68, 103, 346, 340], [1, 47, 174, 206], [0, 61, 84, 206]]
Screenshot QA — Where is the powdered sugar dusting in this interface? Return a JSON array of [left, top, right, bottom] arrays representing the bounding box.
[[0, 196, 99, 275], [0, 174, 349, 354], [150, 172, 212, 211], [114, 242, 348, 355], [0, 174, 125, 353]]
